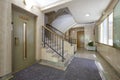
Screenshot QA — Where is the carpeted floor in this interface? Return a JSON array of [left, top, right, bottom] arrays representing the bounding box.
[[13, 57, 102, 80]]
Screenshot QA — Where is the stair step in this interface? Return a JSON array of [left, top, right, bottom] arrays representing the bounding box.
[[39, 55, 74, 71], [42, 37, 74, 63]]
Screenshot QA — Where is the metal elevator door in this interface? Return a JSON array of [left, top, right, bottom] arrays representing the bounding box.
[[12, 6, 35, 73]]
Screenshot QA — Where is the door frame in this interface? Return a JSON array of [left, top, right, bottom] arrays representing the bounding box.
[[77, 30, 85, 49]]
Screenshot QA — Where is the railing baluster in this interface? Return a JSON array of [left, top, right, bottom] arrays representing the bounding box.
[[59, 39, 61, 55], [55, 35, 57, 50], [43, 27, 45, 47], [45, 29, 46, 44], [53, 34, 55, 50], [51, 34, 53, 47], [55, 35, 57, 51], [42, 27, 43, 44], [57, 37, 58, 51], [61, 39, 62, 55], [50, 32, 52, 47], [62, 39, 64, 62]]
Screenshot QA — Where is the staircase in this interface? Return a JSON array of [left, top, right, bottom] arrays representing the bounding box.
[[40, 25, 75, 70]]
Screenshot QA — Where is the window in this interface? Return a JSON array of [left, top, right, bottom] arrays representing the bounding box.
[[108, 13, 113, 45], [103, 18, 108, 44], [99, 12, 113, 46], [100, 23, 103, 43]]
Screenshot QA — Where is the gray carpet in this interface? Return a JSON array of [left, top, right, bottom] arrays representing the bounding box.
[[13, 57, 102, 80]]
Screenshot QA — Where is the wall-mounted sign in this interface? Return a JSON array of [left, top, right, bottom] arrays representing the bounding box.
[[19, 15, 29, 21]]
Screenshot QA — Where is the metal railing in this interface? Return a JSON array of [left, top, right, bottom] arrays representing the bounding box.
[[42, 26, 65, 62], [46, 24, 73, 45]]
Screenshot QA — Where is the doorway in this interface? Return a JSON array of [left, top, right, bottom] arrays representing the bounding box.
[[12, 5, 36, 73], [77, 31, 85, 49]]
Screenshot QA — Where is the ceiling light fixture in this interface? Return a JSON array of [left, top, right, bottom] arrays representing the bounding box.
[[85, 14, 90, 17], [23, 0, 33, 9]]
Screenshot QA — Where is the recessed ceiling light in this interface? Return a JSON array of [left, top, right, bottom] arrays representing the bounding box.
[[85, 14, 90, 17], [24, 0, 33, 9]]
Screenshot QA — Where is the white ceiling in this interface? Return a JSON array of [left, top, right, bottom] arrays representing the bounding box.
[[32, 0, 111, 24], [51, 14, 76, 32], [35, 0, 61, 7], [32, 0, 72, 10]]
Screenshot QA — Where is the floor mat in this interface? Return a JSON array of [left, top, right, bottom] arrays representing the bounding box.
[[13, 57, 102, 80]]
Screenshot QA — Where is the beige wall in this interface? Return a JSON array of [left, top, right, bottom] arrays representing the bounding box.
[[0, 0, 44, 77], [70, 25, 95, 49], [84, 25, 95, 48], [94, 26, 99, 42], [45, 11, 56, 24], [70, 27, 84, 40], [97, 43, 120, 75]]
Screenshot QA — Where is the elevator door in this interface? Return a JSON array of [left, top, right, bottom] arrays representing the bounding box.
[[12, 7, 35, 72]]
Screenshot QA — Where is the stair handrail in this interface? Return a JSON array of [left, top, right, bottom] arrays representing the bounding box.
[[43, 26, 64, 39], [46, 24, 64, 36], [46, 24, 73, 44], [42, 26, 65, 62]]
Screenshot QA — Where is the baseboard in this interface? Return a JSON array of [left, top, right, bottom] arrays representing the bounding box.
[[0, 73, 13, 80], [39, 59, 67, 71]]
